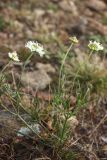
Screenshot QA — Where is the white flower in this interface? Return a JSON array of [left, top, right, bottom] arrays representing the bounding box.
[[8, 51, 20, 62], [69, 36, 78, 44], [25, 41, 45, 57], [88, 41, 104, 51]]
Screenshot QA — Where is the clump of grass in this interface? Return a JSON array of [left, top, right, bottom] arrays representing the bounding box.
[[65, 51, 107, 97]]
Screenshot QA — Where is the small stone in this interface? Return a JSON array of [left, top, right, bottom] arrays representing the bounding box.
[[85, 9, 94, 16], [87, 0, 107, 12], [59, 1, 71, 11], [59, 0, 78, 15], [36, 63, 55, 73], [17, 124, 40, 137], [21, 70, 52, 90], [33, 9, 45, 18], [21, 63, 55, 90]]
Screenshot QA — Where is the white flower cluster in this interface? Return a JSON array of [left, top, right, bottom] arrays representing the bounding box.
[[69, 36, 78, 44], [88, 41, 104, 51], [8, 51, 20, 62], [25, 41, 45, 57]]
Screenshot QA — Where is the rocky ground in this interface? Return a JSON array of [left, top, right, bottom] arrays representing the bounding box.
[[0, 0, 107, 160]]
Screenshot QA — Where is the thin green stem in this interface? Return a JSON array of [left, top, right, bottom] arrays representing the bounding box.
[[1, 60, 12, 73], [58, 43, 73, 92], [88, 50, 93, 60], [60, 115, 68, 143], [23, 52, 34, 70], [0, 60, 12, 83], [0, 100, 17, 116]]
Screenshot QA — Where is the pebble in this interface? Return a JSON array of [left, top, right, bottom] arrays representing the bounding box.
[[87, 0, 107, 12]]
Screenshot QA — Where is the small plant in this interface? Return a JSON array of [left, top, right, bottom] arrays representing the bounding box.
[[0, 37, 106, 159], [64, 41, 107, 98]]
